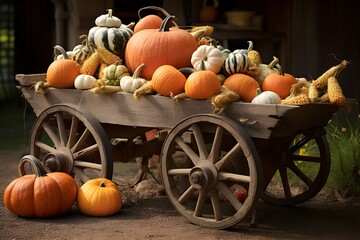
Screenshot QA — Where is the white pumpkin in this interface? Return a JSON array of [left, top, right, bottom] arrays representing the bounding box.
[[251, 88, 281, 104], [120, 63, 147, 93], [74, 74, 97, 90], [191, 45, 225, 74], [95, 9, 122, 28]]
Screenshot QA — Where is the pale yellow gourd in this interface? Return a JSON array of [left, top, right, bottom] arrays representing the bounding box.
[[102, 62, 129, 86], [191, 45, 224, 74], [120, 63, 147, 93]]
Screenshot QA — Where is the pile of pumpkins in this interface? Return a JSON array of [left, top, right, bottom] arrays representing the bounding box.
[[43, 7, 347, 107], [4, 155, 122, 218]]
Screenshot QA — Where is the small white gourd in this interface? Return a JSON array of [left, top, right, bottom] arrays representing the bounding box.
[[74, 74, 97, 90], [251, 88, 281, 104], [95, 9, 122, 28], [120, 63, 147, 93], [253, 56, 279, 85], [191, 45, 224, 74]]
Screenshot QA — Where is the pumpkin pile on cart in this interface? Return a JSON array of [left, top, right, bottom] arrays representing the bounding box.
[[13, 7, 351, 229]]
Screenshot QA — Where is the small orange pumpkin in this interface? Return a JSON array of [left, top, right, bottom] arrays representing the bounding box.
[[125, 15, 198, 80], [47, 45, 81, 88], [185, 60, 221, 100], [152, 65, 186, 96], [77, 178, 122, 217], [223, 73, 260, 102], [3, 155, 77, 218], [261, 64, 297, 99]]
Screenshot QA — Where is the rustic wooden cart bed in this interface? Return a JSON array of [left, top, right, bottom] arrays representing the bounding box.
[[16, 73, 338, 229]]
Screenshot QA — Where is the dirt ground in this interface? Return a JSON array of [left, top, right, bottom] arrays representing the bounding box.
[[1, 149, 359, 240]]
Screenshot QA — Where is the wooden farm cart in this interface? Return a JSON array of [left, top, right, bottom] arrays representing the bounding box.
[[16, 73, 338, 229]]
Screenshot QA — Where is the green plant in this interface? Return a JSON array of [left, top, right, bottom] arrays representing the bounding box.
[[326, 108, 360, 197]]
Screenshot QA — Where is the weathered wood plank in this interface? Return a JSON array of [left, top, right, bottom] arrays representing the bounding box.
[[16, 74, 337, 140]]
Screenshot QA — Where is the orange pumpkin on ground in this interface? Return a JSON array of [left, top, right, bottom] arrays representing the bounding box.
[[152, 65, 186, 96], [223, 73, 260, 102], [3, 155, 77, 218], [77, 178, 122, 217], [125, 16, 198, 80]]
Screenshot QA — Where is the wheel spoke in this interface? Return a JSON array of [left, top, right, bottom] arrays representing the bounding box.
[[208, 125, 224, 163], [73, 166, 91, 183], [34, 140, 56, 153], [41, 122, 60, 148], [71, 128, 91, 153], [167, 168, 191, 176], [55, 112, 66, 147], [191, 124, 208, 160], [288, 162, 314, 187], [194, 189, 208, 217], [67, 116, 79, 148], [210, 189, 223, 221], [217, 182, 242, 211], [289, 136, 309, 154], [175, 136, 200, 165], [279, 168, 292, 198], [73, 160, 102, 170], [178, 185, 196, 204], [293, 154, 321, 163], [73, 143, 99, 159], [215, 143, 243, 171], [218, 172, 251, 184]]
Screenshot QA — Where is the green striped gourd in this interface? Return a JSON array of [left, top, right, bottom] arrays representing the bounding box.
[[223, 52, 250, 76]]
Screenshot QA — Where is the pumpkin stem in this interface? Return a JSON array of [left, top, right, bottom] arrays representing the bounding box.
[[54, 45, 69, 60], [255, 87, 262, 96], [276, 62, 284, 75], [99, 181, 106, 187], [159, 15, 177, 32], [200, 59, 207, 71], [18, 155, 48, 177], [268, 56, 279, 69], [247, 41, 253, 51], [138, 6, 173, 20], [132, 63, 145, 79], [107, 9, 113, 18]]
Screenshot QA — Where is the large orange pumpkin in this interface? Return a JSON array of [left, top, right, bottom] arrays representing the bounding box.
[[223, 73, 260, 102], [77, 178, 122, 217], [261, 65, 297, 99], [152, 65, 186, 96], [185, 61, 221, 100], [47, 45, 81, 88], [3, 155, 77, 218], [125, 16, 198, 80]]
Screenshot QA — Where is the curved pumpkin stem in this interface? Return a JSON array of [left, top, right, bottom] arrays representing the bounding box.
[[106, 9, 113, 18], [247, 40, 254, 51], [268, 56, 279, 69], [159, 15, 178, 32], [276, 62, 284, 75], [18, 155, 48, 177], [132, 63, 145, 79], [54, 45, 69, 60], [138, 6, 173, 20]]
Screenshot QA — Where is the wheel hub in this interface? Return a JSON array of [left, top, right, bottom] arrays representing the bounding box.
[[189, 160, 218, 190], [43, 148, 73, 174]]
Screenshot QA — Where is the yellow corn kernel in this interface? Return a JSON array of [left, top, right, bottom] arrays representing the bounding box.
[[281, 94, 310, 105], [308, 82, 319, 102], [80, 51, 101, 76], [328, 77, 346, 105], [97, 46, 122, 65]]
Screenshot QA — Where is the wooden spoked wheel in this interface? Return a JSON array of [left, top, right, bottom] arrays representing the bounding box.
[[261, 131, 331, 206], [161, 114, 262, 229], [29, 104, 113, 185]]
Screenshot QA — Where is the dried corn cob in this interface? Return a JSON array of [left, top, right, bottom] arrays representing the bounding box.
[[133, 81, 155, 99], [312, 60, 350, 89], [98, 62, 108, 80], [308, 82, 319, 102], [281, 94, 310, 105], [80, 51, 101, 76], [97, 46, 122, 65], [211, 86, 240, 114], [247, 50, 261, 67], [318, 93, 329, 103], [328, 77, 346, 105]]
